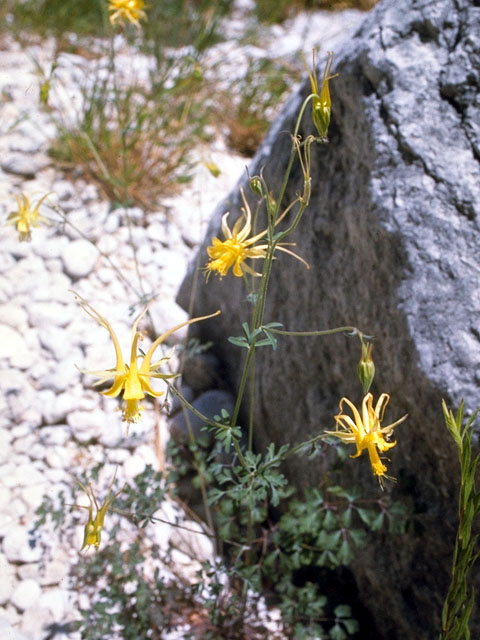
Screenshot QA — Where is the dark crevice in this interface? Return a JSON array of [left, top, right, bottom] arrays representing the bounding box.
[[410, 18, 440, 44]]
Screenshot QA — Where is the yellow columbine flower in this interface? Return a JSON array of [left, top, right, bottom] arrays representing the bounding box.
[[205, 188, 307, 279], [302, 50, 337, 140], [6, 193, 51, 242], [108, 0, 146, 27], [73, 292, 220, 423], [325, 393, 407, 484], [73, 468, 122, 552]]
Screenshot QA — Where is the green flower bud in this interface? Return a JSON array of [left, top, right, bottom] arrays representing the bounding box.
[[357, 340, 375, 394], [249, 176, 264, 197]]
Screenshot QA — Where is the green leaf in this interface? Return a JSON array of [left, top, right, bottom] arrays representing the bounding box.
[[323, 508, 337, 531], [334, 604, 352, 618], [341, 507, 352, 528], [228, 336, 249, 348], [343, 618, 360, 634], [329, 623, 347, 640], [337, 539, 353, 565], [371, 511, 385, 531], [356, 507, 375, 527], [348, 528, 366, 547]]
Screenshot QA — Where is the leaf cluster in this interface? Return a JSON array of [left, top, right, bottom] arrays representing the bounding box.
[[228, 321, 283, 350]]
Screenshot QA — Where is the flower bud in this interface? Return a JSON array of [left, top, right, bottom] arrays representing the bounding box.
[[266, 192, 276, 216], [357, 340, 375, 394], [249, 176, 264, 197]]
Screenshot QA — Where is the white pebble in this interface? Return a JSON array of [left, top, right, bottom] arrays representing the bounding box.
[[0, 324, 33, 369], [2, 525, 43, 564], [0, 553, 16, 605], [11, 578, 42, 611], [61, 239, 98, 278]]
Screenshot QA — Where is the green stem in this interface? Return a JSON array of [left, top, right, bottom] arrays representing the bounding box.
[[266, 326, 360, 338], [248, 350, 256, 452], [230, 345, 256, 434]]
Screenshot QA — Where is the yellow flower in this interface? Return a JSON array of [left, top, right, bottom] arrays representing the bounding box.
[[108, 0, 146, 27], [302, 50, 337, 140], [73, 468, 122, 552], [6, 193, 51, 242], [73, 292, 220, 423], [325, 393, 407, 484], [205, 188, 307, 279]]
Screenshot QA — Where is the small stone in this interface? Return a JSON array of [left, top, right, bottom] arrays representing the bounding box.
[[169, 518, 214, 563], [0, 486, 10, 511], [0, 428, 12, 464], [37, 424, 71, 447], [12, 433, 36, 455], [29, 272, 71, 303], [39, 354, 81, 393], [1, 153, 49, 178], [181, 352, 222, 393], [0, 303, 28, 330], [67, 407, 124, 445], [61, 239, 98, 279], [2, 525, 43, 563], [52, 179, 76, 202], [122, 445, 157, 480], [0, 617, 31, 640], [38, 587, 68, 620], [169, 389, 235, 446], [0, 463, 45, 488], [10, 578, 41, 611], [0, 553, 16, 605], [18, 605, 53, 640], [28, 302, 74, 329], [16, 563, 40, 580], [39, 555, 70, 586], [32, 236, 69, 260], [45, 445, 75, 470], [21, 484, 48, 511], [169, 383, 195, 416], [0, 324, 34, 369], [41, 390, 84, 425]]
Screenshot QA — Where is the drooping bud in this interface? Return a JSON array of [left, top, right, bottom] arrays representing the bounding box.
[[249, 175, 264, 198], [266, 191, 276, 216], [357, 338, 375, 394]]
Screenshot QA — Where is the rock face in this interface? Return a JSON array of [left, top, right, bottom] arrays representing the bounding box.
[[178, 0, 480, 638]]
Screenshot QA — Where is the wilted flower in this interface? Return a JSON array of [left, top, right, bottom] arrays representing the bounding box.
[[302, 50, 337, 140], [325, 393, 407, 485], [74, 292, 220, 423], [205, 188, 307, 279], [6, 193, 51, 242], [108, 0, 146, 27], [73, 468, 122, 552]]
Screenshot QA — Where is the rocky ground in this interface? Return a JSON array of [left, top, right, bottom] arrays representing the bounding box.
[[0, 5, 365, 639]]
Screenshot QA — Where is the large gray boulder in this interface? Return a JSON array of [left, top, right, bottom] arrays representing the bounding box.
[[177, 0, 480, 637]]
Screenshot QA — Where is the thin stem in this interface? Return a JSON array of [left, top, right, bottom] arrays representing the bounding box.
[[248, 351, 256, 452], [266, 326, 360, 338], [230, 345, 255, 437]]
